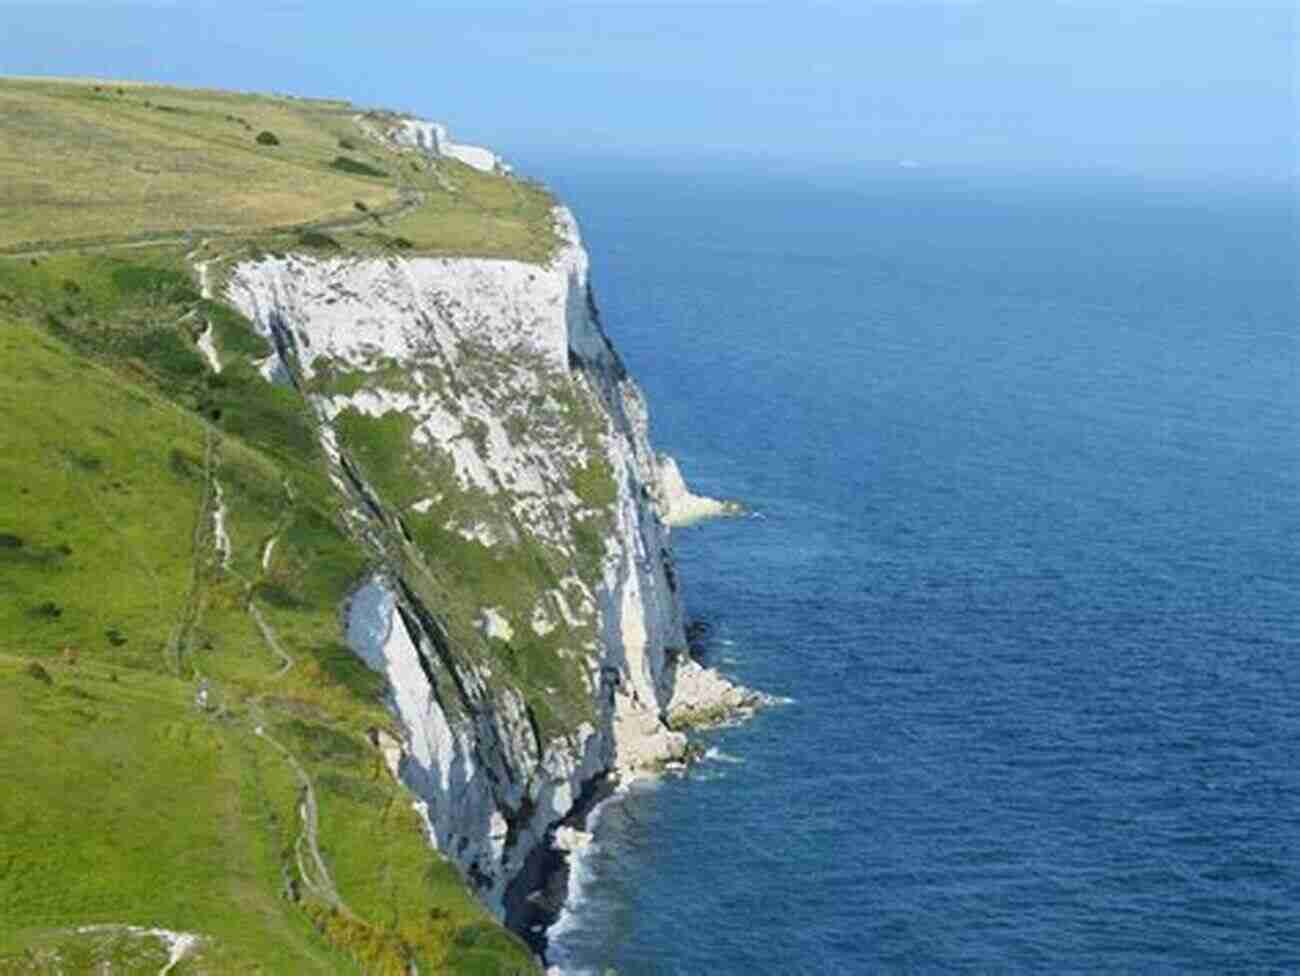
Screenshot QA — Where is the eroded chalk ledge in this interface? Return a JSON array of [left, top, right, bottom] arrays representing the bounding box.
[[654, 453, 746, 528]]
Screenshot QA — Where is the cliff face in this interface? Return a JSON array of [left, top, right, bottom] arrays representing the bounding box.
[[225, 206, 747, 930]]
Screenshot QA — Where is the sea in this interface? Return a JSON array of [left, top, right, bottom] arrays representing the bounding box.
[[525, 157, 1299, 974]]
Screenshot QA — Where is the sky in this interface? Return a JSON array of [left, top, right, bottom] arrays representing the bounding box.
[[1, 1, 1293, 185]]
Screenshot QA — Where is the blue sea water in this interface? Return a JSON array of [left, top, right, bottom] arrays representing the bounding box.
[[532, 160, 1299, 973]]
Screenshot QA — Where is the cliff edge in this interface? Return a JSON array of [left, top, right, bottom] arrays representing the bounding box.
[[226, 199, 765, 945], [0, 76, 765, 973]]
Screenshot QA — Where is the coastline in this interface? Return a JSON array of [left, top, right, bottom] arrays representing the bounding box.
[[505, 774, 620, 959], [524, 476, 778, 968], [528, 645, 778, 967], [540, 780, 646, 976]]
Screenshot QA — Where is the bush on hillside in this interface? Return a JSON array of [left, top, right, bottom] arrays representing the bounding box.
[[295, 229, 341, 251], [330, 156, 388, 179], [255, 130, 280, 146]]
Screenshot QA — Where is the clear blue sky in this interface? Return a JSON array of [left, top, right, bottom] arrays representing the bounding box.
[[1, 0, 1293, 185]]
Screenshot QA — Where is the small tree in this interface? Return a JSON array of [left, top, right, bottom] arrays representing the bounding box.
[[255, 130, 280, 146]]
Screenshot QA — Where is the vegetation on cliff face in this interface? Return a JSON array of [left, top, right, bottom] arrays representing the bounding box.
[[0, 76, 554, 973]]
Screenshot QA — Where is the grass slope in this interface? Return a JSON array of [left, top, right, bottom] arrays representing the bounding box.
[[0, 245, 539, 972], [0, 76, 560, 262]]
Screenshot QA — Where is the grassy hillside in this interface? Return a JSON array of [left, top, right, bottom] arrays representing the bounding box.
[[0, 77, 548, 974], [0, 76, 559, 261]]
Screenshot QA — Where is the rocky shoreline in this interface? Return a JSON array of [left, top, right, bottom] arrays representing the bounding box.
[[506, 773, 618, 957], [528, 641, 777, 966]]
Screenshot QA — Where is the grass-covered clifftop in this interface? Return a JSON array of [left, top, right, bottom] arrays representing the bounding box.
[[0, 76, 559, 261], [0, 76, 550, 974]]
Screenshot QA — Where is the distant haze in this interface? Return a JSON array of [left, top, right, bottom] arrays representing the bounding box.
[[1, 0, 1292, 186]]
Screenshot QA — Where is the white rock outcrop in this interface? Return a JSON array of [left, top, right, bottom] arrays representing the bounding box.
[[361, 114, 504, 173], [668, 654, 774, 727], [72, 925, 203, 974], [653, 453, 743, 527]]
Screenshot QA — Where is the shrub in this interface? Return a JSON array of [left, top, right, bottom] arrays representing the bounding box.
[[338, 136, 357, 150], [120, 328, 206, 380], [25, 662, 53, 686], [255, 130, 280, 146], [571, 457, 617, 509], [169, 447, 202, 480], [295, 229, 341, 251], [572, 516, 607, 580], [109, 265, 198, 302], [203, 301, 272, 360], [462, 417, 489, 457], [330, 156, 388, 179], [29, 601, 63, 620]]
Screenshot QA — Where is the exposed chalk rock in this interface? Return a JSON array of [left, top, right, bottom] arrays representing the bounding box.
[[553, 826, 593, 853], [668, 655, 775, 729], [477, 607, 514, 642], [360, 113, 505, 173], [654, 453, 744, 527], [72, 925, 204, 975], [211, 480, 231, 568], [225, 195, 767, 937], [370, 727, 405, 780]]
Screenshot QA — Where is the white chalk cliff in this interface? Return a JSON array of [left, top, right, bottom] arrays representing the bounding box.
[[359, 113, 506, 173], [224, 178, 763, 936]]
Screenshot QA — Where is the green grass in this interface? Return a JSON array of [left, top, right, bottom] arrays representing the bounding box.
[[0, 75, 562, 263], [0, 321, 207, 670], [571, 457, 618, 509], [0, 253, 540, 972], [329, 155, 389, 179], [0, 79, 391, 250], [331, 384, 608, 740], [0, 654, 346, 974], [334, 407, 423, 508], [367, 159, 561, 263], [0, 71, 580, 972]]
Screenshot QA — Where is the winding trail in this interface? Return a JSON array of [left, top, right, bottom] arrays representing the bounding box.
[[174, 427, 220, 679], [248, 601, 294, 679], [244, 479, 298, 679], [198, 432, 295, 681], [196, 451, 335, 914], [253, 721, 353, 917], [211, 478, 231, 569], [193, 257, 223, 374], [0, 188, 426, 260]]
